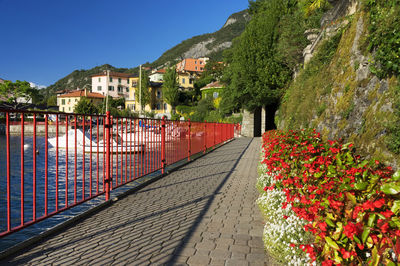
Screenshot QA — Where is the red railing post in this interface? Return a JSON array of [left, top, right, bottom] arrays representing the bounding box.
[[105, 111, 112, 201], [188, 119, 191, 161], [161, 116, 166, 174], [6, 112, 11, 232]]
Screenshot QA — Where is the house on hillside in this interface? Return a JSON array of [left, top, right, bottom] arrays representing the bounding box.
[[200, 81, 224, 100], [91, 70, 132, 99], [176, 58, 209, 89], [149, 69, 166, 82], [57, 89, 104, 113], [125, 77, 172, 117]]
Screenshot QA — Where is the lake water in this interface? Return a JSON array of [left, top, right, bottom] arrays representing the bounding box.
[[0, 134, 166, 233]]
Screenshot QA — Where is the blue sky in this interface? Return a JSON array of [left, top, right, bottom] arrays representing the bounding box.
[[0, 0, 249, 87]]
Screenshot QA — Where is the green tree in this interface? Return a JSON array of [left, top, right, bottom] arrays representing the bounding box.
[[74, 97, 99, 114], [47, 95, 57, 106], [162, 66, 180, 114], [223, 0, 299, 112], [135, 70, 150, 112], [0, 80, 38, 109]]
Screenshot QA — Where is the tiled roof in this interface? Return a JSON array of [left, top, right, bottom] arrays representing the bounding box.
[[176, 58, 206, 73], [200, 81, 224, 90], [92, 71, 133, 78], [58, 90, 105, 99], [156, 69, 166, 73]]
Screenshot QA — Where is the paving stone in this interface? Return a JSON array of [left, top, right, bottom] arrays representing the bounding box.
[[225, 258, 249, 266], [187, 254, 211, 265]]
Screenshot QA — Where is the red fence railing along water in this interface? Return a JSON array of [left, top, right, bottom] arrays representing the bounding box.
[[0, 109, 238, 237]]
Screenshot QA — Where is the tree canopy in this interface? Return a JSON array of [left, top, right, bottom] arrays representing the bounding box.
[[74, 97, 99, 114], [0, 80, 39, 109], [222, 0, 310, 113], [135, 70, 150, 112], [162, 66, 180, 114]]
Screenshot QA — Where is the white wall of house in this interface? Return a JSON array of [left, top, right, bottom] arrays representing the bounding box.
[[149, 73, 164, 82], [92, 74, 130, 99]]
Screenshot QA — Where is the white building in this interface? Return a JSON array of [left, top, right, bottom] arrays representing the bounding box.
[[149, 69, 166, 82], [91, 70, 132, 98]]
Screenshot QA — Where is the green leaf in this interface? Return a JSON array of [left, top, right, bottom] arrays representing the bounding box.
[[326, 217, 335, 227], [325, 236, 340, 250], [392, 201, 400, 215], [359, 160, 369, 168], [353, 235, 361, 244], [381, 183, 400, 195], [345, 192, 357, 204], [386, 261, 396, 266], [368, 214, 376, 227], [362, 227, 371, 243], [393, 170, 400, 181], [354, 181, 368, 190]]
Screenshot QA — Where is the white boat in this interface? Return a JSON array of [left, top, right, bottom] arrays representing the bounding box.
[[48, 129, 144, 153]]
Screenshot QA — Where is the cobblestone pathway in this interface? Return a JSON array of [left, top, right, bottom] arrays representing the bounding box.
[[1, 137, 270, 265]]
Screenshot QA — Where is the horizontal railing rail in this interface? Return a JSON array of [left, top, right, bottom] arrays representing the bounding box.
[[0, 109, 238, 238]]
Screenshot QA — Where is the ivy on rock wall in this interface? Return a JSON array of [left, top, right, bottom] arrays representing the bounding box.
[[277, 4, 400, 169]]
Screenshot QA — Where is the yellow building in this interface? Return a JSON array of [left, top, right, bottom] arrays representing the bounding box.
[[125, 77, 172, 117], [177, 72, 195, 89], [57, 89, 104, 113]]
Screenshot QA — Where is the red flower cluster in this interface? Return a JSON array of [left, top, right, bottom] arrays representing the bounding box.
[[261, 129, 400, 264]]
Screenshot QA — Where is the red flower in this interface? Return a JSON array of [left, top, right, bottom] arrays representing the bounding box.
[[283, 215, 289, 219], [290, 243, 296, 248], [343, 222, 359, 240], [380, 209, 394, 218], [322, 260, 334, 266], [318, 221, 327, 232], [373, 198, 385, 209], [381, 222, 389, 233], [340, 248, 351, 259], [357, 243, 364, 250]]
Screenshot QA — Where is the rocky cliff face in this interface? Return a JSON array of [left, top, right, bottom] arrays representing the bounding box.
[[277, 0, 400, 169]]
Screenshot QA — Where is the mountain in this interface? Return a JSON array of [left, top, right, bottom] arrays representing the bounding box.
[[44, 10, 249, 96], [150, 10, 250, 67]]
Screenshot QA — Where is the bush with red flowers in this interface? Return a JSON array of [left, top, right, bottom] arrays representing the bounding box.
[[259, 129, 400, 265]]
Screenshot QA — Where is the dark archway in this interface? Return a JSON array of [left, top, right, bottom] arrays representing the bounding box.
[[253, 107, 262, 137], [264, 103, 278, 131]]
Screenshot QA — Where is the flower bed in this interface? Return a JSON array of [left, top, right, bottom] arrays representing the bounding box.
[[257, 129, 400, 265]]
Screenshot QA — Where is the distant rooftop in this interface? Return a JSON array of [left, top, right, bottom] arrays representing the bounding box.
[[58, 89, 105, 99], [92, 71, 133, 78]]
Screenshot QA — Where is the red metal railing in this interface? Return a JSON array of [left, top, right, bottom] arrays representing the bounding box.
[[0, 109, 237, 237]]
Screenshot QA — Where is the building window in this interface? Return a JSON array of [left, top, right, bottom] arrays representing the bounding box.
[[62, 107, 64, 112], [98, 77, 101, 82], [200, 67, 203, 70], [195, 66, 197, 70], [118, 86, 122, 93], [157, 91, 161, 98], [195, 60, 197, 64], [182, 78, 185, 84], [62, 99, 65, 105], [68, 99, 71, 103], [75, 99, 78, 102], [189, 79, 193, 84], [109, 77, 113, 82], [109, 86, 114, 91], [213, 92, 219, 99], [132, 82, 137, 87], [156, 103, 160, 110], [126, 88, 129, 92], [118, 78, 121, 83], [69, 107, 71, 111], [127, 79, 130, 84], [97, 86, 102, 91], [164, 103, 167, 110]]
